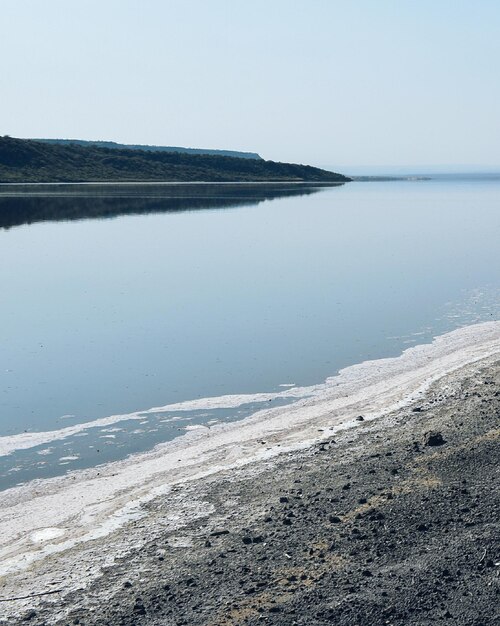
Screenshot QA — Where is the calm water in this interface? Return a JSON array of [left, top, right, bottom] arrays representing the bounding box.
[[0, 181, 499, 488]]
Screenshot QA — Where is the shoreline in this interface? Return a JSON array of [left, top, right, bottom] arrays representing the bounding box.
[[1, 321, 499, 623], [2, 321, 499, 460], [0, 181, 345, 187]]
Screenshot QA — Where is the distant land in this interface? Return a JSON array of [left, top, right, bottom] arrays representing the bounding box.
[[327, 164, 500, 179], [30, 138, 262, 160], [0, 137, 349, 183], [350, 175, 432, 182]]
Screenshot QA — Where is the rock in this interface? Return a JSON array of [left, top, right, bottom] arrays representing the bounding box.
[[134, 603, 146, 615], [424, 431, 446, 446], [210, 529, 229, 537], [329, 515, 342, 523], [356, 415, 365, 421], [22, 611, 37, 621], [279, 496, 289, 503]]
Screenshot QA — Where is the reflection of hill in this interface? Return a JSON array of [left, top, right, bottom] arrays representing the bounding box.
[[0, 183, 338, 230]]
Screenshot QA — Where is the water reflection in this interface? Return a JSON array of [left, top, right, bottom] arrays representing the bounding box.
[[0, 183, 339, 229]]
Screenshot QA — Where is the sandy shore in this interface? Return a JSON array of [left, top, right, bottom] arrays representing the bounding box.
[[1, 321, 499, 624]]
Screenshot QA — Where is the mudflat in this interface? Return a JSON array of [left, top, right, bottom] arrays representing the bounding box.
[[2, 352, 499, 625]]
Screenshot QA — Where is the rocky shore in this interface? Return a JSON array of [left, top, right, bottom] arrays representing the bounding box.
[[2, 353, 499, 626]]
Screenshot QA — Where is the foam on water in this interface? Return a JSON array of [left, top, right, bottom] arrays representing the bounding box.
[[0, 391, 309, 457]]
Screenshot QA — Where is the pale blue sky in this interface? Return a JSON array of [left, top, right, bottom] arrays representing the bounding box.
[[1, 0, 499, 169]]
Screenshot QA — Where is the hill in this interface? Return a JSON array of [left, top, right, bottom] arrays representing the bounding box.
[[30, 138, 262, 160], [0, 137, 350, 183]]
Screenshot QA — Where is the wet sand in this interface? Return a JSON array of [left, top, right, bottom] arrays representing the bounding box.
[[1, 323, 499, 625]]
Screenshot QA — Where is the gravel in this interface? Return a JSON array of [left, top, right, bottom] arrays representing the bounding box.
[[3, 360, 499, 626]]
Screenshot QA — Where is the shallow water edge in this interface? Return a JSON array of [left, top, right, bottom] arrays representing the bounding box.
[[0, 320, 499, 588]]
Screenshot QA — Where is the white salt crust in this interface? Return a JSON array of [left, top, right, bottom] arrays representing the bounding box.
[[0, 321, 499, 584]]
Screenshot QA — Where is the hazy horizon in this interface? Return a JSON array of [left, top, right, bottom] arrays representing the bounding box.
[[2, 1, 499, 169], [328, 164, 500, 176]]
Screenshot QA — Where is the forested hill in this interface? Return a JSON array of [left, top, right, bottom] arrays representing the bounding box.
[[0, 137, 350, 183], [30, 138, 262, 160]]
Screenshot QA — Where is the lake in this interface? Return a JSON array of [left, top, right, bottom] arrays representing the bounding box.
[[0, 180, 499, 489]]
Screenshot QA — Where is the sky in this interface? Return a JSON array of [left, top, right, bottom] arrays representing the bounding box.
[[1, 0, 499, 170]]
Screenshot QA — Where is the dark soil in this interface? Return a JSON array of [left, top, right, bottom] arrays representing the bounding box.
[[9, 362, 500, 626]]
